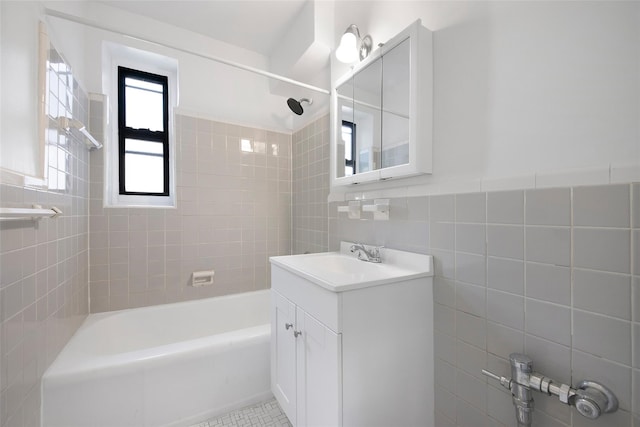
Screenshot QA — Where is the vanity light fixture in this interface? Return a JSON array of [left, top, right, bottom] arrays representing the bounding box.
[[335, 24, 373, 64]]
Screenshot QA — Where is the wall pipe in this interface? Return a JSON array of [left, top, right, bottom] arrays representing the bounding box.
[[44, 8, 330, 96]]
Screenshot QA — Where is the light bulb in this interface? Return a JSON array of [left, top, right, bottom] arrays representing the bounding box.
[[336, 32, 358, 63]]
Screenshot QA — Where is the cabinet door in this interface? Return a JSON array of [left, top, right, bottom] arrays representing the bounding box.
[[271, 291, 297, 425], [296, 309, 342, 427]]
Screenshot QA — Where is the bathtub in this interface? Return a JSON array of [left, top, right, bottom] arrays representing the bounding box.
[[42, 290, 271, 427]]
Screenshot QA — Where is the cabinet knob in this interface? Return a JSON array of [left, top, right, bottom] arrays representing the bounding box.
[[294, 330, 302, 337], [285, 323, 293, 330]]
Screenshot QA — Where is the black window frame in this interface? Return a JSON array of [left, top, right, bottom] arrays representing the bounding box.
[[118, 66, 170, 196], [342, 120, 356, 175]]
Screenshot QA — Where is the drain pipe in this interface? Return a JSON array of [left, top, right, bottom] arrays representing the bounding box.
[[483, 353, 619, 426], [509, 354, 534, 426]]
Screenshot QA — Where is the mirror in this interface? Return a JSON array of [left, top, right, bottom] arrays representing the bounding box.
[[331, 20, 432, 186], [353, 57, 382, 174], [381, 38, 410, 169]]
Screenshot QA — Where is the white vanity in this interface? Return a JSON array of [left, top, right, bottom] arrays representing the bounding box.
[[269, 243, 434, 427]]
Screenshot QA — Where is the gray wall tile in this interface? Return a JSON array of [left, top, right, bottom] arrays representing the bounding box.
[[431, 194, 455, 221], [456, 252, 486, 285], [0, 43, 90, 426], [488, 257, 524, 295], [525, 299, 571, 345], [634, 324, 640, 369], [487, 190, 524, 225], [456, 223, 486, 254], [487, 384, 517, 426], [435, 387, 457, 423], [633, 369, 639, 416], [533, 394, 571, 426], [432, 249, 455, 279], [572, 350, 632, 411], [435, 332, 457, 369], [407, 196, 429, 221], [487, 289, 524, 330], [632, 184, 640, 229], [526, 226, 571, 266], [574, 184, 630, 228], [456, 193, 486, 223], [487, 321, 524, 359], [573, 310, 631, 365], [526, 188, 571, 226], [456, 310, 486, 349], [531, 410, 570, 427], [431, 222, 455, 250], [526, 262, 571, 305], [331, 183, 637, 427], [456, 340, 486, 380], [634, 277, 640, 323], [435, 303, 456, 336], [574, 269, 631, 319], [456, 282, 486, 317], [487, 225, 524, 259], [434, 277, 456, 308], [572, 409, 631, 427], [456, 397, 489, 427], [524, 334, 571, 384], [434, 411, 456, 427], [634, 230, 640, 275], [456, 369, 487, 411], [574, 228, 630, 274]]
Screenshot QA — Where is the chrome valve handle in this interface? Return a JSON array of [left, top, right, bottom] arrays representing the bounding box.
[[482, 353, 618, 424], [285, 323, 293, 330], [572, 381, 618, 420]]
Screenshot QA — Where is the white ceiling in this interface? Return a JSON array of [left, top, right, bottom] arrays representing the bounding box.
[[99, 0, 309, 56]]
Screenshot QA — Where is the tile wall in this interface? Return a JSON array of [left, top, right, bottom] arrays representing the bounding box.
[[88, 115, 292, 312], [0, 44, 90, 427], [292, 115, 330, 255], [329, 182, 639, 427]]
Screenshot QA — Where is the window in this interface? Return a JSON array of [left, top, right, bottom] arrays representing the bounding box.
[[342, 120, 356, 176], [118, 66, 169, 196]]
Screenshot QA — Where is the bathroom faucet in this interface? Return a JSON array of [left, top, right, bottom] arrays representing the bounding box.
[[482, 353, 618, 427], [349, 243, 382, 263]]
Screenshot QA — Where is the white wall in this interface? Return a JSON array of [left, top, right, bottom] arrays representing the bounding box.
[[0, 1, 89, 179], [0, 1, 42, 177], [331, 1, 640, 197], [44, 1, 323, 134]]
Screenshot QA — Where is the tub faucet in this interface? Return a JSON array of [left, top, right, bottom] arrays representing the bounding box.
[[482, 352, 618, 427], [349, 243, 382, 263]]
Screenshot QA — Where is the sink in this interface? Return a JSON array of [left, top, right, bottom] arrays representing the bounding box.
[[270, 242, 433, 292]]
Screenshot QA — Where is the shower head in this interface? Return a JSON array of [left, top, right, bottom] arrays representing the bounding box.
[[287, 97, 313, 115]]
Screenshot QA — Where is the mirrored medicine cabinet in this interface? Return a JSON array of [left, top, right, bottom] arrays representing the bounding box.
[[331, 19, 433, 186]]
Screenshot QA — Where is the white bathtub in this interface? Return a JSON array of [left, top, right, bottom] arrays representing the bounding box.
[[42, 290, 271, 427]]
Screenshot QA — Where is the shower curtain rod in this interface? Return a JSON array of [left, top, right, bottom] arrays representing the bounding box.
[[44, 8, 330, 95]]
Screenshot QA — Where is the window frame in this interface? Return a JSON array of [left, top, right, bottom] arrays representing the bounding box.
[[342, 120, 356, 176], [117, 66, 170, 196]]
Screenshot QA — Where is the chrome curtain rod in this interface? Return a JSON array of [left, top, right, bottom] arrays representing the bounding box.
[[44, 8, 330, 95]]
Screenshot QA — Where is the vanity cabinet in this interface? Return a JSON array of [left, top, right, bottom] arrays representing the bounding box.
[[270, 249, 434, 427], [271, 290, 341, 427], [331, 19, 433, 186]]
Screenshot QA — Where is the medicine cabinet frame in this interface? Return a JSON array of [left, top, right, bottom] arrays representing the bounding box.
[[330, 19, 433, 187]]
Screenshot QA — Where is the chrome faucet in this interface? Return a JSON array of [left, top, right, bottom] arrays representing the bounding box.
[[483, 353, 618, 427], [349, 243, 382, 263]]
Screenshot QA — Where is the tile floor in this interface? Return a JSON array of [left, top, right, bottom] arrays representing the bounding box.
[[190, 398, 292, 427]]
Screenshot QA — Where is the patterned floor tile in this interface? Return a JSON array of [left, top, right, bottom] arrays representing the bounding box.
[[190, 398, 292, 427]]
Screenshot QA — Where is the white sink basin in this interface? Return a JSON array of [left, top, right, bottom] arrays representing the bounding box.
[[270, 242, 433, 292]]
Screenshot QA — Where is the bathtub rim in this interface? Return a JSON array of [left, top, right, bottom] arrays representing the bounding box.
[[43, 289, 272, 381]]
